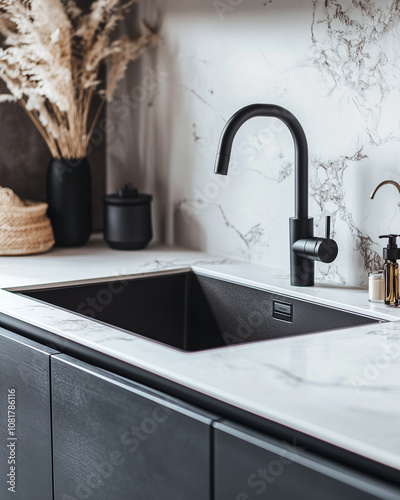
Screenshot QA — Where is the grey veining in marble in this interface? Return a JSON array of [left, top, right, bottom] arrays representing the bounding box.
[[311, 0, 400, 146]]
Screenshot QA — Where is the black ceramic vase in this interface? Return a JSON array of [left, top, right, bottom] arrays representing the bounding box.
[[46, 157, 92, 247]]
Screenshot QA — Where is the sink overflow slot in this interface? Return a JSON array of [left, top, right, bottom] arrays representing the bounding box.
[[273, 300, 293, 322]]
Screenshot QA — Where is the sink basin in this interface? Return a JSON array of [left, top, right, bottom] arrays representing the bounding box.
[[17, 271, 381, 351]]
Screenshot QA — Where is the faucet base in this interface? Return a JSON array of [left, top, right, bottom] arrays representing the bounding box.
[[290, 217, 314, 286]]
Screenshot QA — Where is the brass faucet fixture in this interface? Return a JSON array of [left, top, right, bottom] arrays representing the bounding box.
[[370, 180, 400, 199]]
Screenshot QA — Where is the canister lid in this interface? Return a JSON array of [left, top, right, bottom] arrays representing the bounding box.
[[103, 183, 152, 206], [379, 234, 400, 261]]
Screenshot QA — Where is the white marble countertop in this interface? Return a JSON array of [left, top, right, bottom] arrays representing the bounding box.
[[1, 235, 400, 472]]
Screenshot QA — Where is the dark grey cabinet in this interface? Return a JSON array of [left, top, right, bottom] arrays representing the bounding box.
[[2, 325, 400, 500], [51, 354, 215, 500], [0, 328, 58, 500], [214, 421, 400, 500]]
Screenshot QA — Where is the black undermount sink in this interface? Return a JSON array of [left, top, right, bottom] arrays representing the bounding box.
[[17, 271, 381, 352]]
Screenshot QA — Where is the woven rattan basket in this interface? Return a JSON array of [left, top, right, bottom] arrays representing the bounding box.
[[0, 187, 55, 255]]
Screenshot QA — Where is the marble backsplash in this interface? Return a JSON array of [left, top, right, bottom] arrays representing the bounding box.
[[108, 0, 400, 287]]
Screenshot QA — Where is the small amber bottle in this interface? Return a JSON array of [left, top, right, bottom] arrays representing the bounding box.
[[379, 235, 400, 307]]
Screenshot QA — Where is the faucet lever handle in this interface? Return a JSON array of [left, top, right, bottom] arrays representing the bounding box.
[[292, 215, 338, 264], [325, 216, 331, 240]]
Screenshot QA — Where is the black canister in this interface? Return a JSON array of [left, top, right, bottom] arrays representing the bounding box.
[[103, 184, 153, 250]]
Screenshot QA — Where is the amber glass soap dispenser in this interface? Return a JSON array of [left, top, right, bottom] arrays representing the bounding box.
[[379, 234, 400, 307]]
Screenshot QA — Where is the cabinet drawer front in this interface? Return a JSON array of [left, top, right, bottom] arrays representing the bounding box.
[[0, 328, 58, 500], [214, 421, 400, 500], [52, 354, 214, 500]]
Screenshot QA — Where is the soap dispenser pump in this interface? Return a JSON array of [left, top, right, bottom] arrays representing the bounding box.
[[379, 234, 400, 307]]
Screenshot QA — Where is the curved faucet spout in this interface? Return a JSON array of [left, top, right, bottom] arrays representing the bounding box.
[[214, 104, 309, 219], [214, 103, 338, 286], [370, 180, 400, 199]]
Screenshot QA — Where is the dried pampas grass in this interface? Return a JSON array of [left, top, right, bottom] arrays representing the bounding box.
[[0, 0, 157, 159]]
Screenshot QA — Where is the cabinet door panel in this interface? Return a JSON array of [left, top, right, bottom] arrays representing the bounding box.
[[214, 421, 400, 500], [0, 328, 58, 500], [51, 354, 214, 500]]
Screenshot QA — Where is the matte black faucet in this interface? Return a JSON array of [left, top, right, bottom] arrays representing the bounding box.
[[214, 104, 338, 286]]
